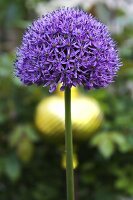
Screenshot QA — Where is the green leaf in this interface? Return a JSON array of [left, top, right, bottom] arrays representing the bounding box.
[[91, 132, 115, 158], [4, 155, 21, 182], [10, 124, 39, 147], [98, 139, 114, 158]]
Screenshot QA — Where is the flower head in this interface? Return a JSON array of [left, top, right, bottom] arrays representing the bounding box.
[[15, 8, 121, 92]]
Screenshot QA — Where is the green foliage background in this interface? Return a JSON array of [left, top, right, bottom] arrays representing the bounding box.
[[0, 1, 133, 200]]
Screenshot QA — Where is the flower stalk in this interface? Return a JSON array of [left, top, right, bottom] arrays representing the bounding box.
[[65, 87, 75, 200]]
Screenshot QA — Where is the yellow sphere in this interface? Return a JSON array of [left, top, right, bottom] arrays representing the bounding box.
[[35, 87, 103, 141]]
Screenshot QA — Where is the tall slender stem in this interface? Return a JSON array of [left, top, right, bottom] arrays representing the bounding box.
[[65, 87, 75, 200]]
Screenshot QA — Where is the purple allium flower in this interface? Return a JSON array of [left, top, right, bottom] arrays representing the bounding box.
[[15, 8, 121, 92]]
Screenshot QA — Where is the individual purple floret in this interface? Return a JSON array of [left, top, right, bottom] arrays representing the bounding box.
[[15, 7, 121, 92]]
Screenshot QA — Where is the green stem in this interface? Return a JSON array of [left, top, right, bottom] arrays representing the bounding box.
[[65, 87, 75, 200]]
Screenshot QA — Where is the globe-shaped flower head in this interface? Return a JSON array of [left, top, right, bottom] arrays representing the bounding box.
[[15, 8, 121, 92]]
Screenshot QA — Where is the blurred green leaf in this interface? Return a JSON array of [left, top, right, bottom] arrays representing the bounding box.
[[91, 132, 133, 158], [91, 132, 115, 158], [10, 124, 39, 147], [4, 155, 21, 182], [99, 139, 114, 158]]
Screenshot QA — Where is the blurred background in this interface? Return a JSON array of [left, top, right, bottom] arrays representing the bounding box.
[[0, 0, 133, 200]]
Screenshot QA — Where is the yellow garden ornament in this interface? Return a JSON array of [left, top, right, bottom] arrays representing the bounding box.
[[62, 152, 78, 170], [35, 87, 103, 141]]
